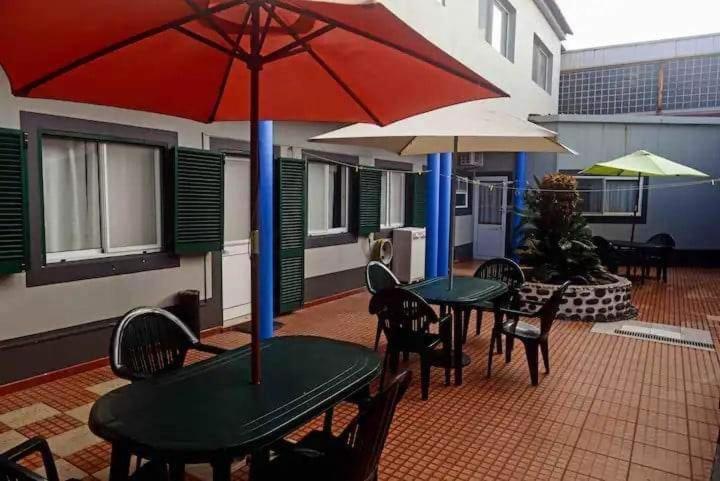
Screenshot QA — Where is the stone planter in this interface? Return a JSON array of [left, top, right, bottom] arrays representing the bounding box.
[[519, 275, 637, 322]]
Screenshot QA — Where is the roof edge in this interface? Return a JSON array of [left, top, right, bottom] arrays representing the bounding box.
[[534, 0, 573, 39], [529, 114, 720, 126]]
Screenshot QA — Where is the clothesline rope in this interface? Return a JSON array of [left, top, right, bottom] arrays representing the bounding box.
[[291, 151, 719, 193]]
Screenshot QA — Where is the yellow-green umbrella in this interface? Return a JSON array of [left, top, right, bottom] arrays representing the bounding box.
[[580, 150, 709, 241]]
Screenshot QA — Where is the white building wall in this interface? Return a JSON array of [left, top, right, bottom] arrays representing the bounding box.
[[0, 0, 567, 340]]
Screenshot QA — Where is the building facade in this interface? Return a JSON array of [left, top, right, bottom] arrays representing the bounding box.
[[0, 0, 570, 383], [528, 33, 720, 262]]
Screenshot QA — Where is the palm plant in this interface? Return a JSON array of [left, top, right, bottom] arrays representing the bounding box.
[[518, 173, 608, 284]]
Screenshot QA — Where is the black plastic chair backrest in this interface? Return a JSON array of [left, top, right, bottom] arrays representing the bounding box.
[[592, 236, 611, 254], [343, 370, 412, 481], [647, 233, 676, 248], [0, 457, 48, 481], [110, 307, 199, 382], [537, 281, 572, 336], [369, 289, 438, 345], [473, 258, 525, 290], [365, 261, 400, 295]]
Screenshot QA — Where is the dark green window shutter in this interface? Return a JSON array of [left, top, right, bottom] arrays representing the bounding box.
[[172, 147, 224, 254], [406, 174, 427, 227], [0, 129, 28, 275], [357, 169, 381, 236], [275, 157, 306, 314]]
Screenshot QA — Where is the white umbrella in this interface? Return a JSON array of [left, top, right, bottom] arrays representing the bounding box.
[[310, 101, 575, 154], [310, 101, 576, 287]]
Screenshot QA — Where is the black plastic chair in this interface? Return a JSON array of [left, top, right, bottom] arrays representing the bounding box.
[[647, 233, 675, 282], [0, 437, 66, 481], [365, 261, 401, 351], [110, 307, 226, 382], [493, 281, 571, 386], [467, 258, 525, 345], [369, 289, 451, 400], [592, 236, 620, 274], [262, 371, 412, 481]]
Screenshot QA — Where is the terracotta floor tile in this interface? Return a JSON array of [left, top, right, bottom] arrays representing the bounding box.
[[634, 425, 690, 454], [627, 463, 689, 481], [631, 442, 692, 477], [0, 266, 719, 481]]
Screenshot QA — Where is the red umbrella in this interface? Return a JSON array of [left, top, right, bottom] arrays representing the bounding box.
[[0, 0, 506, 383]]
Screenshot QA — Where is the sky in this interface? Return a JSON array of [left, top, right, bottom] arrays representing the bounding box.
[[556, 0, 720, 50]]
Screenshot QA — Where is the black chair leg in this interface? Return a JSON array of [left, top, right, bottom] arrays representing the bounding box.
[[505, 335, 514, 363], [475, 309, 483, 336], [420, 357, 430, 401], [169, 463, 184, 481], [403, 351, 409, 362], [524, 341, 539, 386], [540, 341, 550, 374], [374, 321, 382, 351], [323, 407, 334, 434]]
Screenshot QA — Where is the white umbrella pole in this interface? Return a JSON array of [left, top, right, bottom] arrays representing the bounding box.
[[448, 136, 459, 290]]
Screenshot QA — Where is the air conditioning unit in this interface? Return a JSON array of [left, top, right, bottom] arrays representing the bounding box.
[[392, 228, 426, 283], [457, 152, 484, 168]]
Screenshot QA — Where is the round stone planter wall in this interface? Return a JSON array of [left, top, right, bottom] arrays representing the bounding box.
[[519, 275, 637, 322]]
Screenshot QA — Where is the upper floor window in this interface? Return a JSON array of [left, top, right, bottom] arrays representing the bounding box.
[[486, 0, 516, 61], [41, 135, 162, 263], [380, 171, 405, 229], [575, 176, 644, 216], [532, 35, 553, 93], [307, 161, 349, 236]]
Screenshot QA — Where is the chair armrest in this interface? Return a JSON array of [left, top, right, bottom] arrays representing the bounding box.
[[3, 437, 60, 481], [194, 343, 228, 355], [499, 308, 541, 319]]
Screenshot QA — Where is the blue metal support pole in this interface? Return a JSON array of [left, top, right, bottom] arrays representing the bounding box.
[[511, 151, 528, 261], [258, 120, 274, 340], [425, 154, 440, 278], [437, 152, 452, 276]]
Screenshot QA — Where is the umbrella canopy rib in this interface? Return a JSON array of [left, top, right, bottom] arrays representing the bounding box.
[[261, 3, 382, 124], [273, 0, 505, 94], [15, 0, 248, 96]]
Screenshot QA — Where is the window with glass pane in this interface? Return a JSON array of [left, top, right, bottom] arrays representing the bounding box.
[[456, 178, 469, 208], [575, 176, 642, 216], [576, 178, 603, 214], [224, 157, 250, 243], [490, 0, 513, 59], [477, 183, 503, 225], [532, 36, 553, 92], [42, 136, 162, 262], [381, 171, 405, 228], [307, 161, 348, 235]]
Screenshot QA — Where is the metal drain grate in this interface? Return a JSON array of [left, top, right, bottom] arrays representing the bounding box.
[[614, 327, 715, 350], [591, 321, 715, 351]]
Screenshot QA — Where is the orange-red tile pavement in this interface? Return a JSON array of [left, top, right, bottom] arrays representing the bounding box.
[[1, 265, 720, 481]]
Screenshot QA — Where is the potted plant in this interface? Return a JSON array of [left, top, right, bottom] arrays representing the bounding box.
[[517, 174, 635, 322]]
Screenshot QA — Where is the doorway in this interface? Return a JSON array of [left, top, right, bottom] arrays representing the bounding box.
[[473, 176, 508, 259], [222, 155, 252, 325]]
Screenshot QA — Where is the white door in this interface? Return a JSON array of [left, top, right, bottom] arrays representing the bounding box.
[[473, 176, 508, 260], [222, 156, 252, 326]]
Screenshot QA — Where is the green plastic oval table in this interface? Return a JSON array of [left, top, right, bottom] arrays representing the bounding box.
[[404, 276, 508, 385], [89, 336, 381, 481]]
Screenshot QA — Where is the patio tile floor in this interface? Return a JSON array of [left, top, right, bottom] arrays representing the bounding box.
[[1, 265, 720, 480]]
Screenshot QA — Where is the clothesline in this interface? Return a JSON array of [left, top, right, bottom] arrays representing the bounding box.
[[292, 151, 719, 193]]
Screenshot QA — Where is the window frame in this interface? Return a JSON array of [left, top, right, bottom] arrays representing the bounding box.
[[380, 171, 406, 230], [574, 175, 645, 217], [456, 177, 469, 209], [532, 34, 554, 93], [306, 160, 350, 237], [485, 0, 516, 62], [41, 134, 164, 264]]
